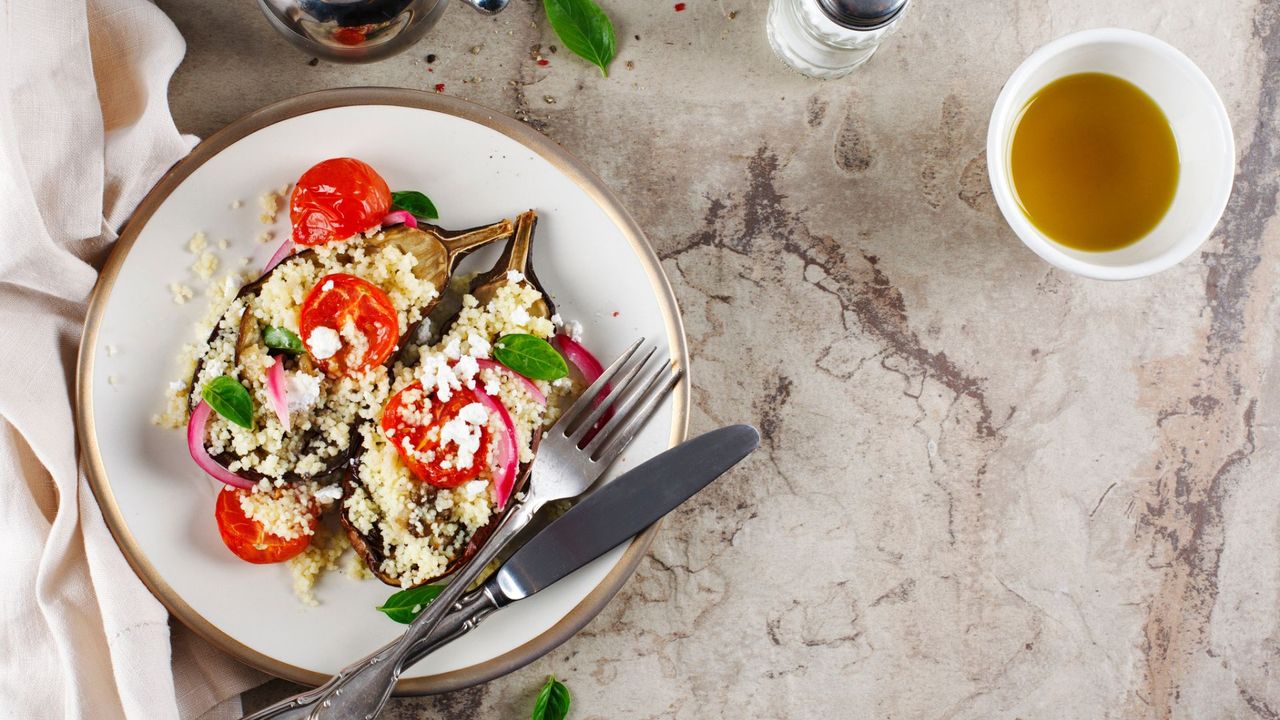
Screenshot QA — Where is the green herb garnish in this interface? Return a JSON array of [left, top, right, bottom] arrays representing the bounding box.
[[494, 334, 569, 381], [391, 190, 439, 221], [202, 376, 254, 429], [531, 675, 571, 720], [543, 0, 616, 77], [375, 584, 445, 624], [262, 325, 304, 354]]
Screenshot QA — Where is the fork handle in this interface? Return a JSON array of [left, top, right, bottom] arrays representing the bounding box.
[[239, 585, 498, 720], [272, 499, 542, 720]]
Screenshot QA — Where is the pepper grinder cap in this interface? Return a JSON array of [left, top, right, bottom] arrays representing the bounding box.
[[816, 0, 908, 30]]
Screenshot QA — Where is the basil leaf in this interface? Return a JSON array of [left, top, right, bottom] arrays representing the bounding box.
[[494, 334, 569, 381], [391, 190, 439, 220], [375, 584, 444, 624], [262, 325, 304, 354], [531, 675, 571, 720], [202, 376, 254, 429], [543, 0, 616, 77]]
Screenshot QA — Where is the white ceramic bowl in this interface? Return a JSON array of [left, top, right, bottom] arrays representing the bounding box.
[[987, 28, 1235, 280]]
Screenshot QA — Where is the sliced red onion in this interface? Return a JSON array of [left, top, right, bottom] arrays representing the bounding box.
[[187, 401, 255, 489], [266, 355, 291, 431], [556, 334, 604, 383], [556, 334, 611, 443], [263, 237, 295, 273], [473, 387, 517, 509], [476, 358, 545, 404], [381, 210, 418, 229]]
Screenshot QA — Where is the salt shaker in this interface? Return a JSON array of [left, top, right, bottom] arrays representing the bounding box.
[[767, 0, 909, 79]]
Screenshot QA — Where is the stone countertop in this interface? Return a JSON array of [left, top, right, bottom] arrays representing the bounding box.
[[159, 0, 1280, 717]]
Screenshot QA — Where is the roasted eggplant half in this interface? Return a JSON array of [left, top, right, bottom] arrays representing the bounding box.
[[341, 210, 566, 588], [186, 219, 514, 485]]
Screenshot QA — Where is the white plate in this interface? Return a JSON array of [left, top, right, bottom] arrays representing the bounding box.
[[77, 89, 688, 692]]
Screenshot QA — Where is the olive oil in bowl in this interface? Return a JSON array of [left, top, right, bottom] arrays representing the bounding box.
[[1009, 72, 1180, 252]]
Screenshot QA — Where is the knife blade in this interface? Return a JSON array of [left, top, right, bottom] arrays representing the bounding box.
[[402, 423, 760, 666]]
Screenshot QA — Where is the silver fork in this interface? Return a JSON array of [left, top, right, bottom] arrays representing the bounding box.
[[243, 339, 682, 720]]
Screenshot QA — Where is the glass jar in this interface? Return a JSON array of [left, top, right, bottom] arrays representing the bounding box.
[[767, 0, 909, 79]]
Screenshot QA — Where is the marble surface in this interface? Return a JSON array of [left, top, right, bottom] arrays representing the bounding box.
[[158, 0, 1280, 716]]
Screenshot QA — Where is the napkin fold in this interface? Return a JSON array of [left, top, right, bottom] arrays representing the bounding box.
[[0, 1, 265, 717]]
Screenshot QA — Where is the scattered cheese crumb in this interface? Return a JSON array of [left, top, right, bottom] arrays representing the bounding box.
[[217, 238, 230, 250], [230, 199, 243, 209], [505, 269, 525, 283]]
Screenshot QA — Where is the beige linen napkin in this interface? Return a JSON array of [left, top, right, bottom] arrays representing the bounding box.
[[1, 1, 264, 717]]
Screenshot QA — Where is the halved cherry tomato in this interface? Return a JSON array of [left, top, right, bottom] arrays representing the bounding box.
[[214, 488, 315, 564], [300, 273, 399, 376], [381, 381, 493, 489], [289, 158, 390, 246]]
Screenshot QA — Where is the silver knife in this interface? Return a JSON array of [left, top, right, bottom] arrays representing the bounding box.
[[400, 423, 760, 666], [243, 424, 758, 719]]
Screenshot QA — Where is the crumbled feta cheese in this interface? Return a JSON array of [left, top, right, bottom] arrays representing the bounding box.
[[442, 337, 462, 360], [285, 371, 323, 412], [439, 402, 488, 469], [509, 306, 530, 325], [321, 279, 334, 292], [550, 313, 563, 327], [505, 269, 525, 283], [313, 484, 343, 504], [454, 355, 480, 385], [466, 330, 491, 358], [564, 319, 583, 341], [168, 380, 187, 392], [462, 479, 488, 498], [306, 326, 342, 360], [417, 353, 460, 402], [202, 357, 226, 379]]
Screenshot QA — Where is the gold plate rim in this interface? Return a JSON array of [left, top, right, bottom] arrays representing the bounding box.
[[74, 87, 690, 695]]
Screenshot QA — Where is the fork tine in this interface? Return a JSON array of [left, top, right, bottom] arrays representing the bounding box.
[[583, 361, 682, 463], [567, 345, 657, 444], [556, 338, 643, 436]]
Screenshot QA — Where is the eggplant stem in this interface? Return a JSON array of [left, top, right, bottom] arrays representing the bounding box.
[[439, 219, 516, 271]]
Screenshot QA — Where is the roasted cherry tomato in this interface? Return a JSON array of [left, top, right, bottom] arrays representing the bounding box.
[[214, 488, 315, 564], [381, 381, 493, 488], [289, 158, 391, 246], [300, 273, 399, 376]]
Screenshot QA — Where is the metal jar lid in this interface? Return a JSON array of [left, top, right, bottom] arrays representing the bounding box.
[[816, 0, 908, 30]]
